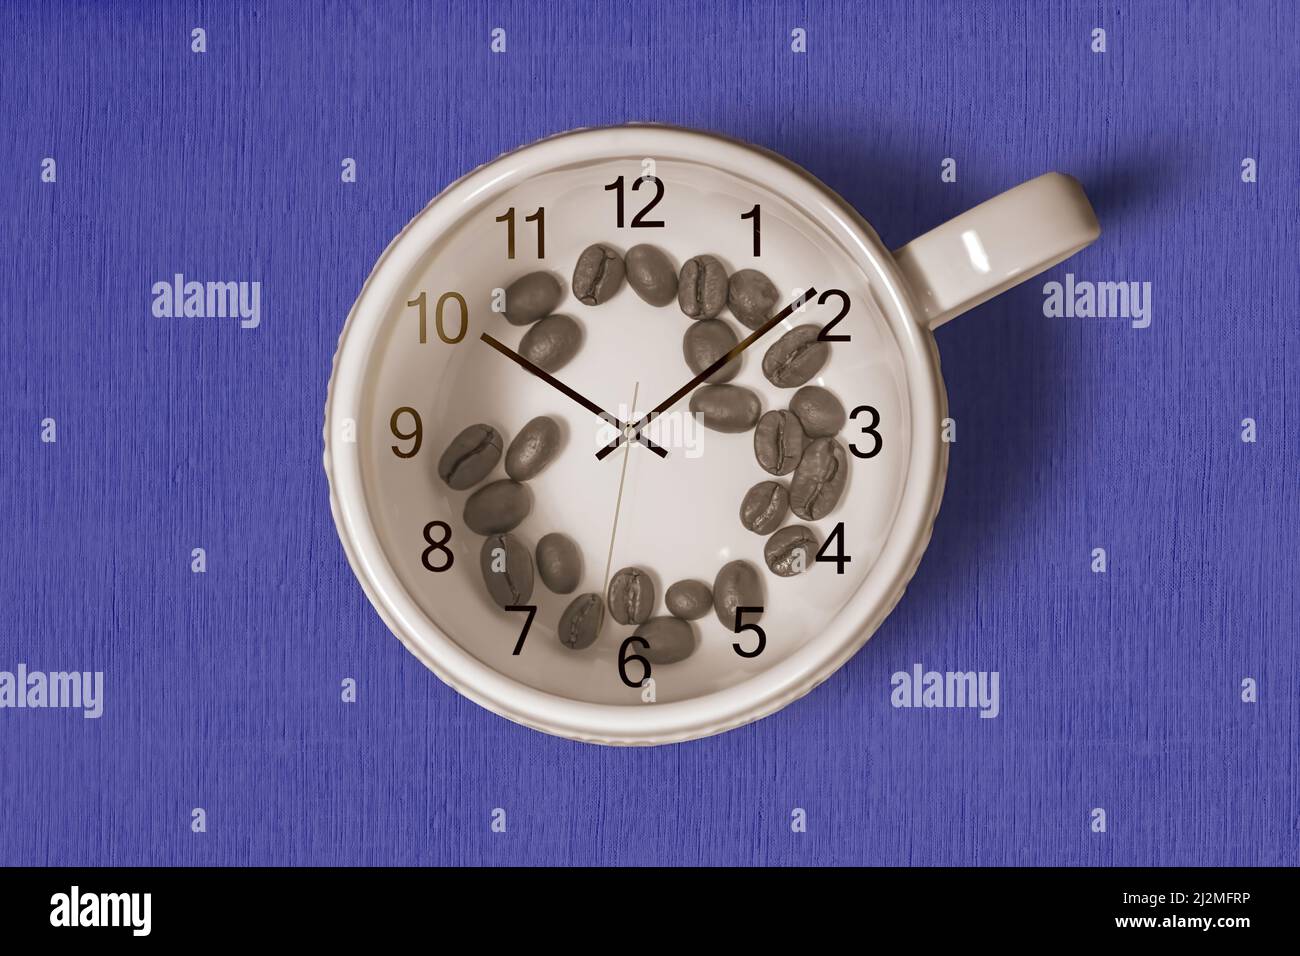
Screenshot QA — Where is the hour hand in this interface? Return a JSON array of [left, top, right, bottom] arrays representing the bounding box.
[[594, 287, 818, 460], [479, 332, 668, 459]]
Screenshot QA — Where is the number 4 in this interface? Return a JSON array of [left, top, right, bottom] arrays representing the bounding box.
[[815, 522, 851, 574]]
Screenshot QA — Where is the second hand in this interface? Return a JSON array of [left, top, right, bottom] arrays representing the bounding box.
[[601, 381, 639, 597]]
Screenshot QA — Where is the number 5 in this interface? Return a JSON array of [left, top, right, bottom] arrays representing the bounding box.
[[732, 606, 766, 658]]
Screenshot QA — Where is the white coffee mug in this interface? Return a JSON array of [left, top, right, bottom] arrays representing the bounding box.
[[324, 125, 1100, 745]]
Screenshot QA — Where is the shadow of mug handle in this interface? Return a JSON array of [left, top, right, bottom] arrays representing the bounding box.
[[893, 172, 1102, 330]]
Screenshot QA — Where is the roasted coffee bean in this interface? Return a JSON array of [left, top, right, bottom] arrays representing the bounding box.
[[753, 409, 807, 475], [677, 254, 728, 319], [625, 244, 677, 306], [519, 315, 581, 372], [437, 424, 503, 490], [665, 579, 713, 620], [764, 525, 820, 577], [505, 415, 562, 481], [558, 593, 604, 650], [504, 271, 562, 326], [728, 268, 780, 330], [633, 616, 698, 665], [682, 319, 740, 384], [479, 534, 534, 607], [789, 385, 846, 438], [713, 560, 764, 630], [463, 479, 532, 534], [535, 532, 582, 595], [689, 384, 761, 433], [739, 480, 790, 535], [572, 243, 625, 305], [762, 324, 830, 387], [789, 437, 848, 520], [608, 566, 655, 625]]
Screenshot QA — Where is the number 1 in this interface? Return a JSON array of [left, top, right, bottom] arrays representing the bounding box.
[[741, 204, 761, 256]]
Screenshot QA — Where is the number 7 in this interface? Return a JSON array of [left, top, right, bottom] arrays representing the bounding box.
[[505, 604, 536, 656]]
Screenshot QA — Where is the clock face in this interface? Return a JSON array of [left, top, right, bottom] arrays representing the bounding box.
[[355, 155, 915, 707]]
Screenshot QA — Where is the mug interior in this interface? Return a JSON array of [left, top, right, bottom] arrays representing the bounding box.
[[326, 126, 946, 742]]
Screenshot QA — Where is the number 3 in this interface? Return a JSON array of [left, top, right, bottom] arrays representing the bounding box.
[[848, 405, 882, 459]]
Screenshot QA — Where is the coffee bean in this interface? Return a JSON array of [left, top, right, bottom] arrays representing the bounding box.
[[713, 560, 764, 630], [739, 480, 790, 535], [677, 254, 728, 319], [764, 525, 820, 577], [789, 437, 848, 520], [558, 593, 604, 650], [535, 532, 582, 595], [761, 324, 830, 387], [463, 479, 532, 534], [753, 409, 807, 475], [728, 268, 780, 330], [479, 534, 534, 607], [437, 424, 503, 490], [625, 244, 677, 307], [505, 415, 563, 481], [682, 319, 740, 384], [789, 385, 846, 438], [633, 616, 698, 665], [608, 566, 655, 625], [504, 272, 562, 326], [665, 580, 713, 620], [519, 315, 581, 372], [572, 243, 625, 305], [689, 384, 761, 433]]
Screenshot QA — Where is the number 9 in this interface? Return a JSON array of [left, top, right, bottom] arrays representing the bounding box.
[[390, 407, 422, 458]]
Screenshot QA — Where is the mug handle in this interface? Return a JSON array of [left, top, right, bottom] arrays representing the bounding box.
[[892, 172, 1101, 330]]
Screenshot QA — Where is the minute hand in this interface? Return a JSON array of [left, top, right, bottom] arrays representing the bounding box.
[[480, 332, 668, 458], [595, 287, 817, 461]]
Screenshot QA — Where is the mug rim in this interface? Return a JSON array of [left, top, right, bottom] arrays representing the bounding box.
[[323, 123, 949, 745]]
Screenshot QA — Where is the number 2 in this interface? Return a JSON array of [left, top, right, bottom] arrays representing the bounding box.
[[817, 289, 851, 342]]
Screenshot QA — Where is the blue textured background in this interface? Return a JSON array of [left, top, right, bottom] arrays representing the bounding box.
[[1, 0, 1296, 866]]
